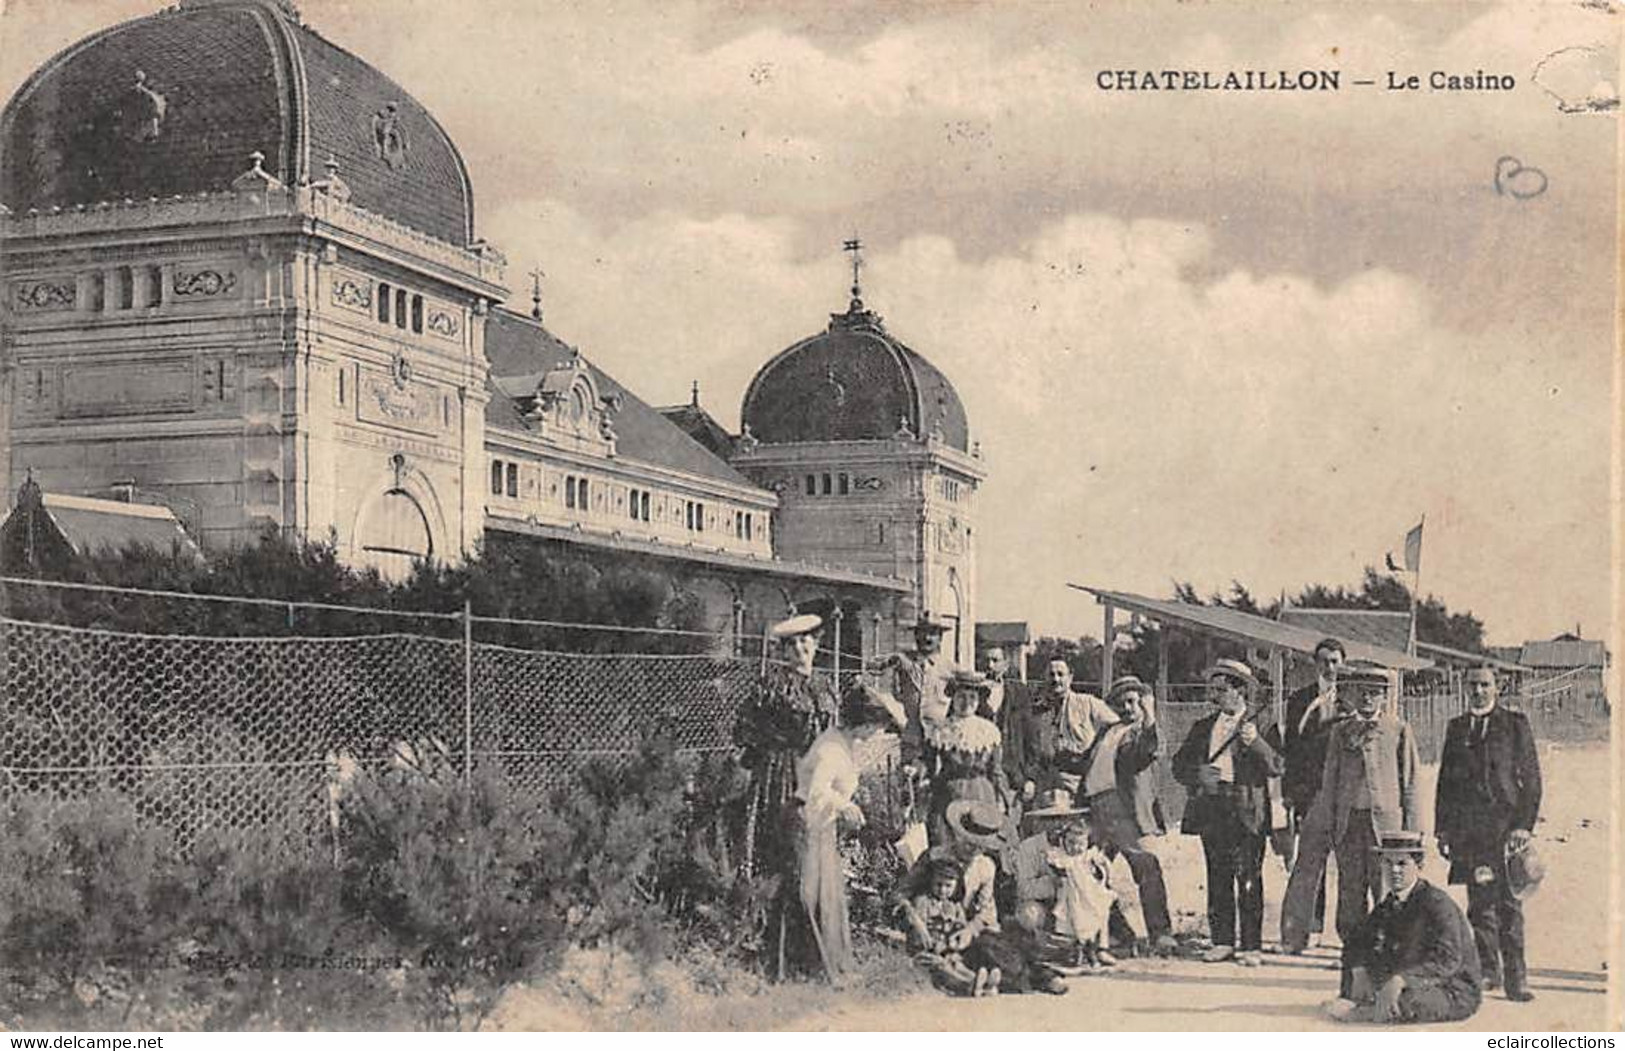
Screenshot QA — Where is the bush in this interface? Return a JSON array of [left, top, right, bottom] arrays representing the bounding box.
[[338, 754, 557, 1030]]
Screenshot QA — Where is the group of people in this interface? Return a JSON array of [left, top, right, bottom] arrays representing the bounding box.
[[730, 614, 1546, 1026]]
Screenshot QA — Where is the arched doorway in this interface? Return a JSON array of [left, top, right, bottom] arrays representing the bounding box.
[[357, 488, 432, 582]]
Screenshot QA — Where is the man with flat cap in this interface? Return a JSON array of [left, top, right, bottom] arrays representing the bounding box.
[[1436, 665, 1542, 1002], [1083, 674, 1176, 954], [1328, 829, 1482, 1024], [873, 615, 954, 771]]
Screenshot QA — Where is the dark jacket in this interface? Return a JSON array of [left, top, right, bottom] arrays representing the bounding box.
[[1281, 681, 1345, 813], [1171, 711, 1283, 837], [1342, 878, 1482, 1017], [1434, 706, 1541, 881]]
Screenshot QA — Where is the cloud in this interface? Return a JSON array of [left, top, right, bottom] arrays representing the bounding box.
[[489, 197, 1610, 643]]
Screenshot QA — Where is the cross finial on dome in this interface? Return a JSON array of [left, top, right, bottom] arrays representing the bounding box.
[[529, 267, 545, 322], [842, 235, 864, 310]]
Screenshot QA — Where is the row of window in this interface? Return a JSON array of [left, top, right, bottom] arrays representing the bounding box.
[[805, 472, 851, 496], [377, 282, 426, 334], [490, 459, 764, 542]]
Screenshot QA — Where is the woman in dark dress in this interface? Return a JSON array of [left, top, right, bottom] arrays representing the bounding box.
[[734, 613, 839, 881]]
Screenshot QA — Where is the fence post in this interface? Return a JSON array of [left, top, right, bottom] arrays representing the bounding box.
[[463, 598, 473, 789], [832, 605, 843, 694]]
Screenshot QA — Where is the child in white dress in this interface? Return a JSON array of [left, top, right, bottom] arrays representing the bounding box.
[[1047, 822, 1115, 969]]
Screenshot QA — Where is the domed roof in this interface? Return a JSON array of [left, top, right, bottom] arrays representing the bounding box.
[[741, 298, 970, 452], [0, 0, 473, 246]]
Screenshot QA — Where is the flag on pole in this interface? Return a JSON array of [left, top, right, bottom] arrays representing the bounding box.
[[1385, 520, 1424, 574]]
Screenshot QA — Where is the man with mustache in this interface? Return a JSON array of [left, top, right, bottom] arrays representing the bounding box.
[[1301, 661, 1421, 949], [1435, 666, 1542, 1003], [1279, 637, 1352, 953]]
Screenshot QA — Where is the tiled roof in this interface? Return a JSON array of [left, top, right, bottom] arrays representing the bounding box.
[[656, 402, 736, 461], [1, 0, 473, 245], [483, 309, 755, 489], [1519, 638, 1608, 669], [742, 299, 971, 452], [1279, 608, 1412, 652]]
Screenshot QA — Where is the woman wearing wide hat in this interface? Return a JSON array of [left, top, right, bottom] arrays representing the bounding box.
[[733, 613, 839, 882]]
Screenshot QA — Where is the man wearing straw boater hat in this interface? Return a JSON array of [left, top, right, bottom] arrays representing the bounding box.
[[1326, 829, 1482, 1024], [1293, 660, 1420, 951], [1171, 659, 1282, 966], [1436, 665, 1543, 1003]]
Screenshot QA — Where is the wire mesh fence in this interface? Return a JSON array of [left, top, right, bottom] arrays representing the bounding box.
[[2, 579, 1606, 854]]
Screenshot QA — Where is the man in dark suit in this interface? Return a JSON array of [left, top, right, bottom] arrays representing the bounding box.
[[1435, 665, 1543, 1002], [1279, 637, 1348, 951], [1172, 660, 1283, 966], [1328, 830, 1482, 1024]]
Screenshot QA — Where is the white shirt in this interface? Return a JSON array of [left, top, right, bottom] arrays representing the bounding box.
[[1209, 711, 1243, 783]]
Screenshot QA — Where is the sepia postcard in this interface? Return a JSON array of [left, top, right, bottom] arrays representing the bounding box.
[[0, 0, 1619, 1034]]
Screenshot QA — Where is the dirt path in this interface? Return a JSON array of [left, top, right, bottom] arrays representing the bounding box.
[[799, 739, 1613, 1032]]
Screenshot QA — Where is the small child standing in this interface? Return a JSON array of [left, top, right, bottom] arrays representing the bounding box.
[[901, 857, 1000, 996], [1047, 822, 1116, 970]]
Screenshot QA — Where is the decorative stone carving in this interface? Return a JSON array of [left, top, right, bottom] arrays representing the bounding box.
[[13, 280, 75, 311], [736, 423, 760, 453], [390, 350, 413, 390], [113, 70, 167, 143], [230, 151, 285, 193], [331, 274, 373, 312], [311, 156, 352, 202], [854, 475, 885, 492], [172, 269, 237, 297], [372, 102, 410, 168], [426, 308, 460, 339]]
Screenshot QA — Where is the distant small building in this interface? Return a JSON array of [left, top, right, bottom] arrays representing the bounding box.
[[1516, 632, 1610, 711], [1, 475, 202, 575], [976, 620, 1033, 680]]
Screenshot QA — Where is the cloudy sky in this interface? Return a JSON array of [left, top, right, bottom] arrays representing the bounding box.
[[3, 1, 1617, 646]]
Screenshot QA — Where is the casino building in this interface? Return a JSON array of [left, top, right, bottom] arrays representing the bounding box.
[[0, 0, 986, 661]]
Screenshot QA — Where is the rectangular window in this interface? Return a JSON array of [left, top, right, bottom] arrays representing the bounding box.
[[378, 283, 391, 324], [821, 473, 832, 495], [411, 294, 424, 334], [805, 475, 816, 496], [745, 513, 753, 541], [640, 491, 651, 522], [696, 502, 705, 532], [628, 488, 639, 521], [394, 288, 408, 329], [148, 265, 164, 307], [579, 478, 590, 510], [116, 266, 133, 310], [337, 367, 347, 406], [566, 476, 577, 509], [839, 473, 850, 495], [506, 462, 518, 498], [491, 460, 504, 496]]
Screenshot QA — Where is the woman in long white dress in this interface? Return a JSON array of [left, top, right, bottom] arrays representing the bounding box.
[[783, 684, 905, 980]]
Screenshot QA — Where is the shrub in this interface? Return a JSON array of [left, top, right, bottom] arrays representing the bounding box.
[[0, 791, 178, 993], [338, 754, 556, 1030]]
